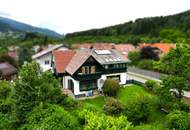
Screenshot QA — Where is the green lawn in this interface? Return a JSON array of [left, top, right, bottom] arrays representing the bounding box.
[[117, 84, 154, 105], [81, 84, 166, 125]]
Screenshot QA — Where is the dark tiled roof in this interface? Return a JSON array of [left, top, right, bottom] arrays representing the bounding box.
[[0, 62, 17, 76]]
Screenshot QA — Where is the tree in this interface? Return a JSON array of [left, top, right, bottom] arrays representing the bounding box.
[[128, 51, 141, 66], [162, 76, 189, 99], [102, 79, 120, 97], [125, 97, 151, 125], [14, 62, 67, 123], [162, 44, 190, 79], [18, 46, 33, 66], [21, 104, 81, 130], [166, 110, 190, 130], [140, 46, 160, 60]]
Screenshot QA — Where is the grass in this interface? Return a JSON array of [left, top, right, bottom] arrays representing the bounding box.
[[117, 84, 154, 105], [80, 84, 166, 125], [82, 96, 105, 110]]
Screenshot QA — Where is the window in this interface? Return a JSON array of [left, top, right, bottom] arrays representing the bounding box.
[[81, 66, 96, 74], [107, 75, 120, 82], [80, 80, 97, 91], [45, 60, 50, 65]]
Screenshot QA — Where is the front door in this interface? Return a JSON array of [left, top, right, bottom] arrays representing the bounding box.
[[68, 79, 74, 93]]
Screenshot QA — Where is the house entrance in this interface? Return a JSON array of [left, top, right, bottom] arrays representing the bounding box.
[[68, 79, 74, 93]]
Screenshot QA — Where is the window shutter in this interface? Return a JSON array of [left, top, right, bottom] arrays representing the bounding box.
[[92, 66, 95, 73], [82, 67, 85, 74]]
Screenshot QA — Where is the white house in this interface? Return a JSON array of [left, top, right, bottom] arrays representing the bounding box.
[[32, 44, 68, 72], [52, 49, 129, 98]]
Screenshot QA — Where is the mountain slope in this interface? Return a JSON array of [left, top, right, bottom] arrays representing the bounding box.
[[0, 16, 62, 38], [65, 10, 190, 43]]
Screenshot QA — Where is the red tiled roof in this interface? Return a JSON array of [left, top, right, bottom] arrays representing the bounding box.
[[72, 43, 92, 49], [66, 51, 91, 75], [53, 50, 76, 73], [139, 43, 176, 54], [92, 43, 114, 50], [114, 44, 135, 58]]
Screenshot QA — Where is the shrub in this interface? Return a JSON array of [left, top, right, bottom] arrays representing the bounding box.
[[0, 81, 12, 99], [166, 110, 190, 130], [84, 111, 132, 130], [128, 51, 141, 66], [103, 97, 123, 115], [0, 113, 17, 130], [145, 80, 159, 92], [21, 104, 81, 130], [102, 79, 120, 97], [125, 97, 151, 125], [137, 59, 154, 70]]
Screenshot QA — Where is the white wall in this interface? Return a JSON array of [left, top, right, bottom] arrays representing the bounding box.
[[63, 76, 86, 96], [35, 53, 52, 72], [97, 72, 127, 90]]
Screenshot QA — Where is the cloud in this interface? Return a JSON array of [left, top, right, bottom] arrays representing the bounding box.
[[0, 11, 11, 17], [0, 0, 190, 34]]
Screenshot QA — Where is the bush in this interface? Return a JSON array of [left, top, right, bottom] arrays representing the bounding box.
[[125, 97, 151, 125], [145, 80, 159, 92], [0, 81, 12, 99], [128, 51, 141, 66], [0, 113, 17, 130], [166, 110, 190, 130], [21, 104, 81, 130], [137, 59, 154, 70], [102, 79, 120, 97], [84, 111, 132, 130], [103, 97, 123, 115]]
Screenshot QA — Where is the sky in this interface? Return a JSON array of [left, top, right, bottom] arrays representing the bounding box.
[[0, 0, 190, 34]]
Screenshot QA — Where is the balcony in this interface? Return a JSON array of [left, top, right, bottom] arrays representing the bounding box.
[[74, 72, 102, 81]]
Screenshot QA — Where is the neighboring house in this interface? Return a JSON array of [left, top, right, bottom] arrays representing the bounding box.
[[0, 62, 18, 81], [72, 43, 93, 49], [72, 43, 115, 50], [114, 44, 136, 58], [139, 43, 176, 54], [32, 44, 68, 72], [92, 43, 115, 50], [52, 49, 129, 97], [7, 45, 19, 60]]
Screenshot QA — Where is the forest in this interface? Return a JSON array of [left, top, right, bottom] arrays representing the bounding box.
[[65, 10, 190, 44]]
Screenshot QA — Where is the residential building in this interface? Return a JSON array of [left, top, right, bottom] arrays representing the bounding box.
[[52, 49, 129, 97], [32, 44, 68, 72], [139, 43, 176, 54], [0, 62, 18, 81], [114, 44, 136, 58]]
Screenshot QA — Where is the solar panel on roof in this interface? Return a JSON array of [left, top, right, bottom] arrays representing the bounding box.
[[94, 50, 111, 55]]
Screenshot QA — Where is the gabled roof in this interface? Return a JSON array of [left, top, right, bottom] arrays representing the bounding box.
[[91, 49, 129, 64], [32, 44, 67, 59], [53, 49, 129, 75], [53, 50, 76, 73], [114, 44, 135, 52], [0, 62, 17, 76], [139, 43, 176, 54], [92, 43, 115, 50], [65, 51, 91, 75]]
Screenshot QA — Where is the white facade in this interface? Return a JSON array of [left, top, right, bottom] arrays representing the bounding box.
[[63, 72, 127, 96], [33, 46, 68, 72], [35, 52, 52, 72]]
